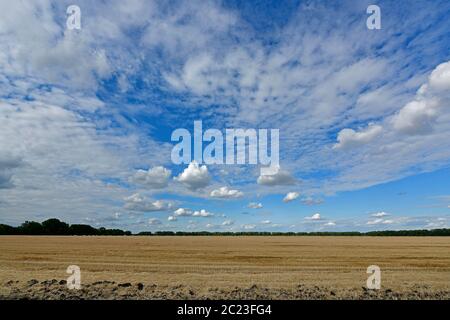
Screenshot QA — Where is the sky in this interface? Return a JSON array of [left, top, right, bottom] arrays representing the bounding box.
[[0, 0, 450, 233]]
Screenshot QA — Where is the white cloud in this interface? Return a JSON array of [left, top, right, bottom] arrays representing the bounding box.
[[427, 61, 450, 91], [131, 166, 171, 189], [175, 161, 210, 190], [124, 193, 173, 212], [334, 124, 383, 150], [391, 61, 450, 135], [173, 207, 214, 218], [367, 218, 395, 225], [148, 218, 162, 226], [222, 220, 234, 226], [168, 216, 177, 222], [242, 224, 256, 230], [192, 209, 214, 217], [257, 167, 295, 186], [261, 220, 272, 224], [371, 211, 389, 217], [323, 221, 336, 226], [392, 100, 439, 134], [173, 208, 192, 217], [248, 202, 263, 209], [210, 186, 243, 199], [305, 213, 321, 220], [283, 191, 300, 203]]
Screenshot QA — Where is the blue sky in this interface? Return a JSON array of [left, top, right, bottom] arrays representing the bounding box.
[[0, 0, 449, 232]]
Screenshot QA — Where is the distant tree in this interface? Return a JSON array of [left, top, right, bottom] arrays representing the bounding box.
[[69, 224, 98, 235], [42, 218, 70, 235], [0, 224, 17, 235], [18, 221, 44, 235]]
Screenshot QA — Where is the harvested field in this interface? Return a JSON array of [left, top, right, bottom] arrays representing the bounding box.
[[0, 236, 449, 299]]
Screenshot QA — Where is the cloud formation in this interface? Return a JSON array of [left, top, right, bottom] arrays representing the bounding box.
[[305, 213, 321, 221], [210, 186, 243, 199], [257, 167, 295, 186], [175, 161, 210, 190], [248, 202, 263, 209], [131, 166, 171, 189], [283, 192, 300, 203], [124, 193, 173, 212]]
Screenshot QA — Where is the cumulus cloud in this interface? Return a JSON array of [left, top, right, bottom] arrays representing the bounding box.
[[131, 166, 171, 189], [242, 224, 256, 230], [392, 61, 450, 135], [323, 221, 336, 226], [168, 216, 177, 222], [334, 124, 383, 150], [124, 193, 173, 212], [257, 167, 295, 186], [283, 191, 300, 203], [392, 100, 439, 134], [210, 186, 243, 199], [173, 208, 192, 216], [305, 213, 321, 220], [248, 202, 263, 209], [261, 220, 272, 224], [175, 161, 210, 190], [192, 209, 214, 217], [173, 207, 213, 218]]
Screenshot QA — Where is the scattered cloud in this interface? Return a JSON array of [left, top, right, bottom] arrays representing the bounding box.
[[283, 191, 300, 203], [257, 167, 296, 186], [175, 161, 210, 190], [392, 61, 450, 135], [148, 218, 162, 226], [222, 220, 234, 226], [248, 202, 263, 209], [172, 208, 214, 218], [192, 209, 214, 217], [173, 208, 192, 217], [371, 211, 389, 217], [305, 213, 321, 221], [124, 193, 173, 212], [130, 166, 171, 189], [210, 186, 243, 199], [367, 218, 395, 225], [334, 124, 383, 150]]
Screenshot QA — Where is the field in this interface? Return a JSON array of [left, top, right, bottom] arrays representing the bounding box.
[[0, 236, 449, 299]]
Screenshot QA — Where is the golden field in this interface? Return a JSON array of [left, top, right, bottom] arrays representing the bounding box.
[[0, 236, 449, 299]]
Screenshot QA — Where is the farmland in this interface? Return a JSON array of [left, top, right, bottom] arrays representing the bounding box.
[[0, 236, 449, 299]]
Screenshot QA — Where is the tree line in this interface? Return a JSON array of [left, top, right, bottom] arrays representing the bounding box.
[[1, 218, 449, 236], [138, 229, 450, 236], [0, 218, 131, 236]]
